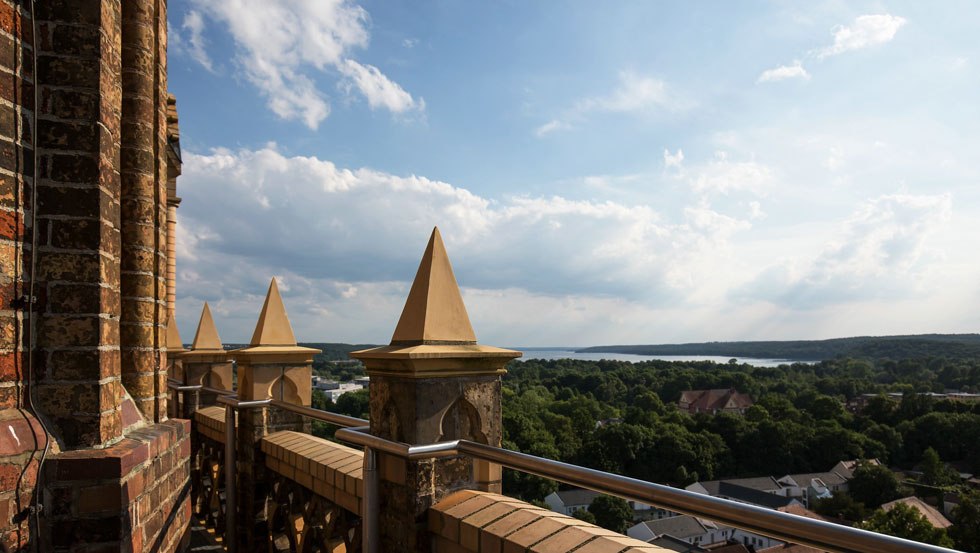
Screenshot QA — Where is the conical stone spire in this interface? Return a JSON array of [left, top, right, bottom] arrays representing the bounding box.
[[234, 277, 319, 404], [166, 311, 185, 352], [351, 227, 520, 378], [191, 302, 223, 351], [391, 227, 477, 345], [249, 278, 298, 347]]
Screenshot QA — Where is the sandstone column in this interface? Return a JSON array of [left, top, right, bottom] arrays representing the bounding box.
[[180, 302, 232, 413], [352, 228, 520, 553], [233, 279, 319, 551]]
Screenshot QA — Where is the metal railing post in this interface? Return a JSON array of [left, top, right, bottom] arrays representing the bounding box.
[[362, 446, 378, 553], [225, 402, 237, 553]]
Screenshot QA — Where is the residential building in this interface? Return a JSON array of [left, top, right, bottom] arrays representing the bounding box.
[[880, 497, 952, 529], [678, 389, 754, 415]]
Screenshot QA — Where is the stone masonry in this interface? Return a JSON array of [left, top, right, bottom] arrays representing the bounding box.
[[353, 228, 522, 553]]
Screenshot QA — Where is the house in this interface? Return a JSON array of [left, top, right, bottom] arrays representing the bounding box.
[[687, 478, 804, 509], [544, 488, 666, 519], [830, 459, 880, 479], [627, 515, 733, 546], [776, 472, 849, 506], [880, 497, 952, 529], [544, 489, 598, 515], [647, 535, 707, 552], [678, 389, 754, 415], [628, 514, 783, 550]]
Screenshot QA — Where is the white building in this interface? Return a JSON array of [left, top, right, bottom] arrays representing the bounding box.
[[312, 376, 364, 402], [544, 489, 598, 515]]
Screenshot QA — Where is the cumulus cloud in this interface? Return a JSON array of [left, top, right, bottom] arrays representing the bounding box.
[[742, 193, 951, 308], [338, 59, 424, 114], [536, 71, 684, 136], [174, 146, 754, 341], [757, 61, 810, 83], [815, 14, 907, 59], [183, 0, 423, 129], [172, 10, 214, 72], [663, 148, 684, 169], [689, 152, 774, 196]]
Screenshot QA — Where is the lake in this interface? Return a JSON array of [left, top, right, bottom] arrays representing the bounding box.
[[511, 348, 811, 367]]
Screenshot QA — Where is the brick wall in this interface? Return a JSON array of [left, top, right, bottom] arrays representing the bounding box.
[[119, 0, 168, 423], [0, 0, 45, 550], [34, 0, 125, 448], [43, 419, 191, 552], [0, 0, 189, 550]]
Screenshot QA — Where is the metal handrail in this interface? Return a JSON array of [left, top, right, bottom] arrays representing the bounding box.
[[167, 380, 961, 553], [332, 427, 960, 553]]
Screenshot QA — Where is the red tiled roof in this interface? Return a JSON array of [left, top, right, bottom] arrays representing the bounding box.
[[679, 389, 753, 413]]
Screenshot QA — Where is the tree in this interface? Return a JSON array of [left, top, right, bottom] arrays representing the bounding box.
[[950, 491, 980, 552], [334, 389, 369, 419], [588, 495, 633, 534], [812, 493, 867, 522], [858, 503, 954, 548], [571, 509, 597, 524], [849, 462, 901, 509], [920, 447, 958, 487]]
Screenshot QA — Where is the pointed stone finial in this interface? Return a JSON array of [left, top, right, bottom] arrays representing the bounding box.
[[250, 278, 298, 347], [352, 228, 520, 378], [191, 302, 224, 351], [166, 311, 185, 352], [391, 227, 477, 345]]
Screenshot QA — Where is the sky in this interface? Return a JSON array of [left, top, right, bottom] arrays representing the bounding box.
[[166, 0, 980, 347]]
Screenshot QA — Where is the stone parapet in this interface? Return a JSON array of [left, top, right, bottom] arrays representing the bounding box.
[[429, 490, 668, 553], [193, 405, 227, 444], [261, 430, 363, 515]]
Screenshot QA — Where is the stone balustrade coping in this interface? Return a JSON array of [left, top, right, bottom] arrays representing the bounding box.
[[193, 406, 228, 443], [429, 490, 669, 553], [260, 430, 363, 515]]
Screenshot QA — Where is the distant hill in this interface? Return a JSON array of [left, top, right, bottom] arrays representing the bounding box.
[[577, 334, 980, 361]]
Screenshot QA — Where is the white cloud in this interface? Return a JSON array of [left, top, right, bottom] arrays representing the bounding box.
[[664, 148, 684, 169], [815, 14, 907, 59], [185, 0, 422, 129], [175, 146, 755, 341], [577, 71, 671, 113], [338, 59, 424, 114], [690, 153, 774, 196], [537, 71, 684, 137], [757, 61, 810, 83], [742, 193, 952, 308], [173, 10, 215, 72], [535, 119, 571, 137], [402, 38, 419, 49]]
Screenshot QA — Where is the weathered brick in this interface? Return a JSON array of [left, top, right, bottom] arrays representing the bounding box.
[[35, 0, 101, 26], [37, 251, 100, 281], [38, 315, 100, 348], [46, 349, 118, 380], [47, 283, 101, 314], [76, 483, 121, 514], [37, 119, 99, 151], [45, 152, 99, 182], [50, 21, 102, 58], [46, 88, 99, 120], [0, 209, 22, 241], [36, 55, 99, 89]]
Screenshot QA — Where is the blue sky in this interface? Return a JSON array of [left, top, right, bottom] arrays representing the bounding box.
[[167, 0, 980, 346]]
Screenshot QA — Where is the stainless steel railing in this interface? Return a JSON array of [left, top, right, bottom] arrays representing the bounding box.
[[167, 381, 960, 553]]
